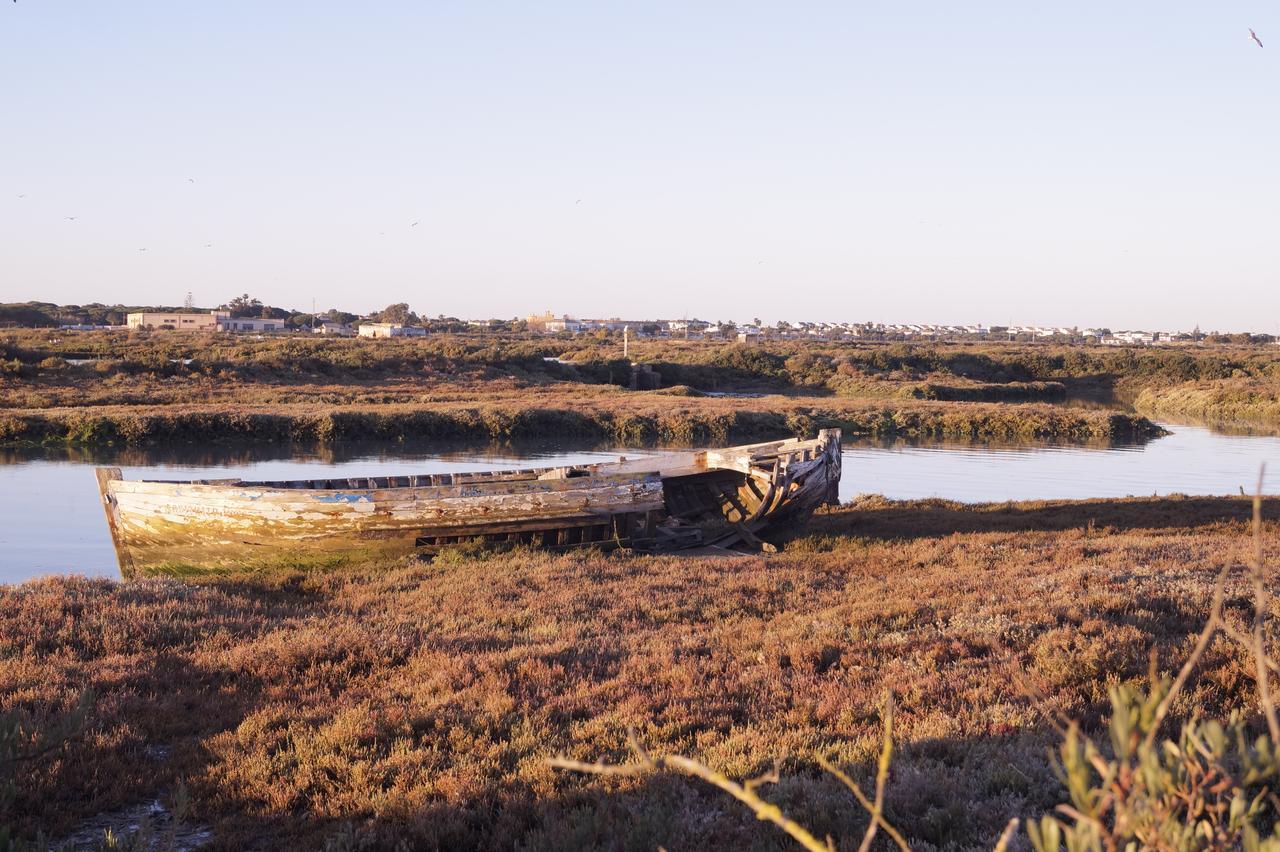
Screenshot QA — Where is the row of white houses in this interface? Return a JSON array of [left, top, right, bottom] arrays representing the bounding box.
[[119, 310, 1209, 347], [123, 310, 418, 338]]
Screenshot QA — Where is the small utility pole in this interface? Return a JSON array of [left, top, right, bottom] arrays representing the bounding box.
[[623, 325, 629, 360]]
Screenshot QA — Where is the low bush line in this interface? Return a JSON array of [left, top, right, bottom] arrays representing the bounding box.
[[0, 402, 1165, 447]]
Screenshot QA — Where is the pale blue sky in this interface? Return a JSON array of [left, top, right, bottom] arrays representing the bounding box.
[[1, 2, 1276, 330]]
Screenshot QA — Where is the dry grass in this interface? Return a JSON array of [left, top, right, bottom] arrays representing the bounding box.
[[1134, 379, 1280, 432], [2, 495, 1273, 850], [0, 333, 1198, 446]]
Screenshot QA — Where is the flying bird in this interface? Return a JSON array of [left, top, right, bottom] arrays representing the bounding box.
[[138, 248, 147, 252], [410, 221, 419, 227], [16, 194, 24, 199], [65, 216, 76, 221], [188, 178, 195, 183], [203, 243, 213, 248], [1251, 28, 1264, 47]]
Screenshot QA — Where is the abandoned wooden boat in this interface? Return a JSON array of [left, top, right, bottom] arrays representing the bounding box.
[[95, 428, 841, 575]]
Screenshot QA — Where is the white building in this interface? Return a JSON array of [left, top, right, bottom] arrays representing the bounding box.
[[667, 320, 710, 336], [220, 317, 286, 333], [543, 318, 583, 333], [358, 322, 426, 338], [1103, 331, 1156, 346]]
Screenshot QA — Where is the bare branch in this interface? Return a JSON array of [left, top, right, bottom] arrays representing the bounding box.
[[743, 758, 781, 794], [546, 755, 652, 777], [1220, 620, 1280, 676], [856, 691, 897, 852], [1143, 559, 1232, 750], [625, 725, 656, 771], [552, 741, 832, 852], [993, 818, 1020, 852], [662, 754, 834, 852], [1248, 467, 1280, 744], [816, 754, 912, 852]]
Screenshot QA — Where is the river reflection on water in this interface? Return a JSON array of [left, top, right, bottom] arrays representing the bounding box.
[[844, 424, 1280, 502], [2, 423, 1279, 583]]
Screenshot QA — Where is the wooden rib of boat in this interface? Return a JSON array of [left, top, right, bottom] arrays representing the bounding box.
[[95, 428, 841, 575]]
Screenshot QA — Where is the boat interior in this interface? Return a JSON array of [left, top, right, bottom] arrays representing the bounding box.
[[153, 466, 626, 490]]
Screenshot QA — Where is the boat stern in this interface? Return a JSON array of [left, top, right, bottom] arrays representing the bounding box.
[[817, 428, 842, 506]]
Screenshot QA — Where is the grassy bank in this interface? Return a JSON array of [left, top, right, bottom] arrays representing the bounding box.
[[1, 495, 1271, 849], [1135, 378, 1280, 431], [0, 394, 1165, 448], [14, 331, 1274, 445], [7, 332, 1279, 406]]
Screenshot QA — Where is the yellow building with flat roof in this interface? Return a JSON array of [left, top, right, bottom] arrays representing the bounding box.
[[126, 310, 229, 331]]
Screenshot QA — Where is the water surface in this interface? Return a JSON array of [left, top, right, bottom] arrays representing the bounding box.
[[844, 425, 1278, 502], [2, 423, 1278, 583]]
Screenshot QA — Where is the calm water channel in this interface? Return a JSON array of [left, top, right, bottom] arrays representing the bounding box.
[[2, 422, 1279, 584]]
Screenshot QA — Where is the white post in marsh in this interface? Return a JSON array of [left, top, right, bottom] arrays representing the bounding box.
[[623, 325, 629, 361]]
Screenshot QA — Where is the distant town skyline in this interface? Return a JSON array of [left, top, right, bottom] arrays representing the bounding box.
[[2, 2, 1277, 330], [6, 299, 1272, 338]]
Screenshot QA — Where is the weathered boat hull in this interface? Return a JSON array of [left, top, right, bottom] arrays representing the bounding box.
[[96, 429, 841, 575]]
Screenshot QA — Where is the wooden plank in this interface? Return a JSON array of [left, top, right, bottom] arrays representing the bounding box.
[[413, 513, 618, 539], [111, 478, 664, 508], [721, 481, 756, 521], [110, 482, 665, 524], [732, 521, 778, 553], [112, 470, 663, 499]]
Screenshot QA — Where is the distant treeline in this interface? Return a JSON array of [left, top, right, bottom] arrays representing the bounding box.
[[0, 300, 340, 329], [0, 301, 137, 327], [0, 300, 519, 332]]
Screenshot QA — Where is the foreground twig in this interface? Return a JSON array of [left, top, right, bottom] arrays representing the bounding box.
[[660, 755, 833, 852], [550, 694, 909, 852], [992, 818, 1020, 852], [1248, 467, 1280, 744], [549, 743, 833, 852], [859, 691, 895, 852], [816, 756, 911, 852], [1142, 557, 1232, 750]]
